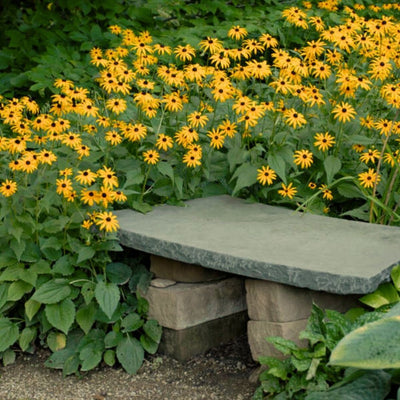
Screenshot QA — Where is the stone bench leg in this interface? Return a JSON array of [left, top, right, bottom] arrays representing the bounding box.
[[245, 279, 359, 361], [143, 256, 248, 361]]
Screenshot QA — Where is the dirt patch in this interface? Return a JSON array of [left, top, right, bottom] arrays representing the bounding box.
[[0, 336, 259, 400]]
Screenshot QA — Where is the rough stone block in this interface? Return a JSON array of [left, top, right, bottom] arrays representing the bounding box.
[[150, 255, 227, 283], [144, 277, 247, 330], [158, 311, 248, 361], [245, 279, 359, 323], [248, 319, 308, 361]]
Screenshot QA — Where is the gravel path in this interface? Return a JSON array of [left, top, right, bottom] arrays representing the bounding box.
[[0, 336, 259, 400]]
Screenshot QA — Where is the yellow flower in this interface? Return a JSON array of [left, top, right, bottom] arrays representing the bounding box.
[[257, 166, 277, 186], [332, 102, 357, 123], [56, 177, 73, 196], [155, 134, 174, 151], [106, 98, 127, 115], [283, 108, 307, 129], [174, 44, 196, 62], [319, 184, 333, 200], [143, 149, 160, 165], [314, 132, 335, 151], [75, 169, 97, 186], [293, 149, 313, 169], [227, 25, 248, 40], [187, 111, 208, 128], [183, 151, 202, 168], [207, 129, 225, 149], [359, 149, 380, 164], [80, 189, 99, 206], [278, 182, 297, 199], [96, 211, 120, 233], [358, 169, 380, 189], [0, 179, 17, 197]]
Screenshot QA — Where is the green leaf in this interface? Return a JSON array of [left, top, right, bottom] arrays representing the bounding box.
[[31, 279, 71, 304], [140, 334, 159, 354], [359, 282, 399, 309], [10, 238, 26, 261], [143, 319, 162, 343], [77, 247, 96, 264], [268, 153, 287, 184], [25, 299, 41, 321], [157, 162, 174, 181], [337, 182, 363, 199], [106, 262, 132, 285], [391, 264, 400, 291], [7, 281, 33, 301], [0, 284, 10, 310], [52, 255, 75, 276], [330, 315, 400, 369], [0, 318, 19, 352], [81, 281, 95, 305], [19, 327, 37, 351], [116, 335, 144, 374], [63, 354, 80, 377], [2, 349, 16, 366], [104, 331, 123, 348], [47, 331, 67, 352], [103, 349, 116, 366], [230, 163, 258, 196], [45, 299, 75, 334], [95, 281, 120, 319], [121, 313, 144, 333], [76, 303, 96, 335], [21, 242, 42, 263], [40, 237, 63, 261], [80, 346, 103, 371], [305, 370, 391, 400], [324, 156, 341, 185]]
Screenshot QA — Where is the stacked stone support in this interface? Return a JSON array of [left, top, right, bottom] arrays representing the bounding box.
[[245, 279, 359, 361], [143, 255, 248, 361]]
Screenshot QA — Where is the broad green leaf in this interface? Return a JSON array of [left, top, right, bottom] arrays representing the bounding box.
[[25, 299, 41, 321], [140, 334, 159, 354], [7, 281, 33, 301], [0, 283, 9, 310], [143, 319, 162, 343], [19, 327, 37, 351], [76, 303, 96, 335], [106, 262, 132, 285], [230, 163, 258, 196], [305, 370, 391, 400], [62, 354, 80, 377], [121, 313, 144, 333], [10, 238, 26, 261], [81, 281, 95, 305], [0, 249, 17, 268], [40, 237, 63, 261], [227, 147, 248, 172], [324, 156, 341, 185], [52, 255, 75, 276], [2, 349, 16, 366], [77, 247, 95, 264], [95, 281, 120, 319], [157, 162, 174, 181], [104, 331, 123, 348], [116, 335, 144, 374], [359, 282, 399, 309], [268, 153, 287, 184], [0, 265, 22, 282], [337, 182, 363, 199], [79, 346, 103, 371], [103, 349, 116, 366], [45, 299, 75, 334], [31, 280, 71, 304], [391, 264, 400, 291], [20, 242, 41, 263], [30, 260, 52, 275], [330, 315, 400, 369], [47, 331, 67, 352], [0, 318, 19, 352], [18, 268, 37, 286], [7, 225, 23, 243]]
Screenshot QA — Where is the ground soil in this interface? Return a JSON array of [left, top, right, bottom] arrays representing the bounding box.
[[0, 335, 259, 400]]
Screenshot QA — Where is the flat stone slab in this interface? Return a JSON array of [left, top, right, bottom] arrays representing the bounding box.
[[116, 195, 400, 295]]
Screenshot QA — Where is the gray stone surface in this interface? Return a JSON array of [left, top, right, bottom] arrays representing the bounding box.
[[248, 319, 308, 361], [144, 277, 247, 330], [159, 311, 248, 361], [150, 278, 176, 288], [246, 279, 359, 322], [151, 255, 227, 282], [116, 195, 400, 294]]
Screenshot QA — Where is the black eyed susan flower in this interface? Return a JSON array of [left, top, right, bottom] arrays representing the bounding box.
[[294, 149, 314, 169], [187, 111, 208, 128], [56, 177, 73, 196], [75, 169, 97, 186], [308, 182, 317, 190], [0, 179, 17, 197], [183, 151, 202, 168], [111, 190, 127, 202], [199, 37, 224, 54], [358, 169, 380, 189], [106, 98, 127, 115], [174, 44, 196, 62], [359, 148, 380, 164], [278, 182, 297, 199], [283, 108, 307, 129], [105, 130, 123, 146], [38, 150, 57, 165], [155, 134, 174, 151], [227, 26, 248, 40], [207, 129, 225, 149], [257, 166, 277, 186], [319, 184, 333, 200], [81, 189, 99, 206], [96, 211, 119, 233], [143, 149, 160, 165], [332, 102, 356, 123], [99, 186, 114, 207], [314, 132, 335, 152]]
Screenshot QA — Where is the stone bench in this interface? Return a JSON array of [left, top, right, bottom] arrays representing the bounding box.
[[116, 195, 400, 361]]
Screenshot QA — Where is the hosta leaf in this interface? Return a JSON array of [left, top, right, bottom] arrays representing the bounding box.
[[0, 318, 19, 352], [25, 299, 41, 321], [76, 303, 96, 335], [19, 327, 37, 351]]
